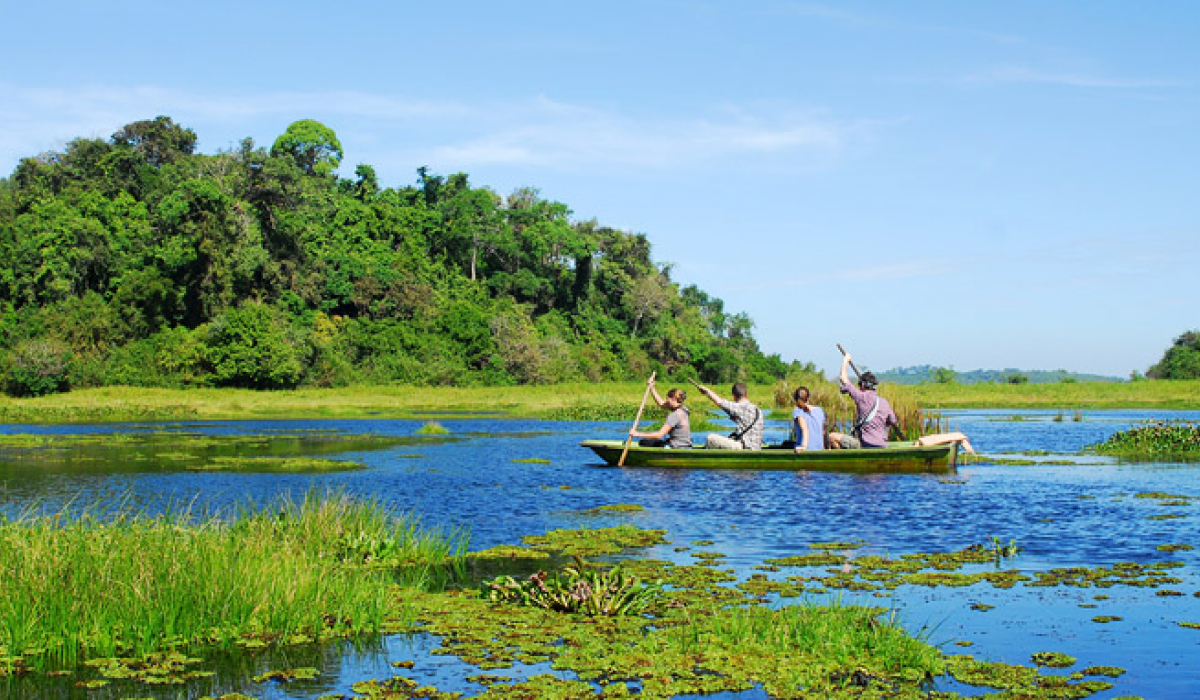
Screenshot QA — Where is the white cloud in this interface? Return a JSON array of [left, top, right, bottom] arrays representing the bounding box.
[[0, 81, 859, 175]]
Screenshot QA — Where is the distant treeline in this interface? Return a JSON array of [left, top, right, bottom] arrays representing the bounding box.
[[877, 365, 1123, 385], [0, 117, 795, 395]]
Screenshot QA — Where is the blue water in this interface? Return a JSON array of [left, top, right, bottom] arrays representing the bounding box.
[[2, 409, 1199, 699]]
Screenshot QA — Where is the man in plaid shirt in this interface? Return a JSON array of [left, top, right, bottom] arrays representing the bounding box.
[[695, 382, 763, 450]]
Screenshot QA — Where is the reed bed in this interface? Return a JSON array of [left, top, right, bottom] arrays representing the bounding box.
[[771, 374, 946, 440], [0, 490, 468, 668]]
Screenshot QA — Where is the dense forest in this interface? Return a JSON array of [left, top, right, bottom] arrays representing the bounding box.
[[0, 117, 793, 395]]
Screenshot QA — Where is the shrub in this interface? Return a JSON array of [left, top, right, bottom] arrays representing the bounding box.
[[206, 303, 304, 389], [5, 338, 72, 396]]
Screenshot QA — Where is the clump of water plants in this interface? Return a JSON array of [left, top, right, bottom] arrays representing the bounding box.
[[0, 489, 468, 672], [1091, 421, 1200, 459], [483, 556, 662, 616], [415, 421, 451, 435]]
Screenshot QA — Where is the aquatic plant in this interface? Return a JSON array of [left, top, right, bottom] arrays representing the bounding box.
[[1090, 421, 1200, 459], [0, 489, 468, 668], [415, 421, 451, 435], [483, 556, 662, 617]]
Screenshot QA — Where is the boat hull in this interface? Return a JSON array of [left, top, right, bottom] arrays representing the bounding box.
[[579, 440, 957, 473]]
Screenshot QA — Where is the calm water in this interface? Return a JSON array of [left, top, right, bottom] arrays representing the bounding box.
[[2, 409, 1199, 699]]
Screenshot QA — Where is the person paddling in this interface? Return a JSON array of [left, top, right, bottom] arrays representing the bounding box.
[[628, 378, 692, 448], [827, 352, 899, 449]]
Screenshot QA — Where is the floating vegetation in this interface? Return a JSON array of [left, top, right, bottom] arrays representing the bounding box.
[[579, 504, 645, 515], [253, 666, 319, 683], [1032, 651, 1077, 668], [467, 545, 550, 560], [1179, 621, 1200, 629], [520, 525, 668, 556], [1156, 543, 1194, 552], [510, 457, 550, 464], [1091, 422, 1200, 460], [188, 456, 363, 472], [415, 421, 451, 435], [1092, 616, 1123, 623]]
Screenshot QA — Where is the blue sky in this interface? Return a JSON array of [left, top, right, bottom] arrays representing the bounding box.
[[2, 1, 1197, 377]]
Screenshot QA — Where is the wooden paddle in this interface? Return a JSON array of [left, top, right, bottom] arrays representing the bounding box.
[[618, 371, 656, 466], [836, 343, 863, 381]]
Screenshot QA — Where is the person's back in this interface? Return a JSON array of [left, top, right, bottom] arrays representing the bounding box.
[[796, 405, 826, 450], [790, 386, 826, 451]]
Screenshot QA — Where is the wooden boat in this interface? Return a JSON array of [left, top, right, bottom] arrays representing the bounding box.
[[579, 440, 958, 474]]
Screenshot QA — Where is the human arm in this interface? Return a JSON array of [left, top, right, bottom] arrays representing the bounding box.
[[793, 415, 810, 453], [630, 422, 671, 440], [839, 353, 853, 387], [694, 383, 722, 406], [647, 377, 667, 408]]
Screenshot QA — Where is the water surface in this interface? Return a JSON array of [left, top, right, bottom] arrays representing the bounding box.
[[2, 409, 1198, 698]]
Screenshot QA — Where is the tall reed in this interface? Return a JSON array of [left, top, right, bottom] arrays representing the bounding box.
[[772, 374, 946, 440], [0, 490, 467, 668]]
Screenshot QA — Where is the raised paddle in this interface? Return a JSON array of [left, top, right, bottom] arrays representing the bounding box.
[[618, 371, 656, 466], [837, 343, 863, 381]]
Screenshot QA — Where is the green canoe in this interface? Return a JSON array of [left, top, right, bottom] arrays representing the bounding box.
[[579, 439, 958, 474]]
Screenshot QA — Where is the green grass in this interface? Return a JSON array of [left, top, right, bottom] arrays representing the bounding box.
[[2, 378, 1197, 425], [905, 379, 1200, 409], [0, 490, 468, 669]]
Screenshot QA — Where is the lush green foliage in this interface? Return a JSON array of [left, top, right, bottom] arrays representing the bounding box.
[[0, 490, 467, 667], [0, 117, 793, 394], [1148, 330, 1200, 379], [1091, 421, 1200, 459]]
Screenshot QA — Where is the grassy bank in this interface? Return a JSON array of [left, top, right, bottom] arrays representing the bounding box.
[[1, 379, 1197, 424], [905, 379, 1200, 409], [0, 491, 468, 669]]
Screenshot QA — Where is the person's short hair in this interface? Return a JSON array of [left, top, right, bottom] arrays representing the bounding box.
[[732, 382, 748, 399], [793, 386, 810, 403], [667, 388, 687, 402], [859, 372, 878, 390]]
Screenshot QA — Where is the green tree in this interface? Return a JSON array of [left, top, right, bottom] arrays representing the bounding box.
[[270, 120, 343, 176], [1148, 330, 1200, 379], [205, 303, 303, 389]]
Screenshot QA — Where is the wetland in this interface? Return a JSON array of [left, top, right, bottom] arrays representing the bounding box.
[[2, 408, 1200, 698]]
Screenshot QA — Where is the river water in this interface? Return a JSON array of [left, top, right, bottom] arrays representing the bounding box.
[[2, 409, 1199, 699]]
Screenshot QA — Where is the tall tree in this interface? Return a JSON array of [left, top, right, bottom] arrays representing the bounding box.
[[270, 120, 343, 176]]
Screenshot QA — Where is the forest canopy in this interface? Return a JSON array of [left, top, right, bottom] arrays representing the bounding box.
[[0, 117, 794, 395]]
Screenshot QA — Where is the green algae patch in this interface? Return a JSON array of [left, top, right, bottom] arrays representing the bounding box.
[[1032, 651, 1077, 668], [521, 525, 668, 556], [511, 457, 550, 464], [579, 504, 645, 515], [189, 456, 363, 472], [468, 545, 551, 560], [253, 666, 319, 683], [1179, 621, 1200, 629]]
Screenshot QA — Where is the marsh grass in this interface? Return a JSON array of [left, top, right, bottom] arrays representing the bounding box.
[[0, 490, 467, 669], [2, 379, 1198, 424], [666, 600, 942, 675], [771, 375, 946, 440]]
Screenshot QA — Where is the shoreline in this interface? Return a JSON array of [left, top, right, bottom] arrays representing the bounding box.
[[0, 380, 1198, 423]]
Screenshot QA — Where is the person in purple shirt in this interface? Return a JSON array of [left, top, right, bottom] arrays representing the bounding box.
[[828, 352, 899, 449]]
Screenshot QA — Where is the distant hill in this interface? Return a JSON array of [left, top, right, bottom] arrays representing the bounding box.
[[876, 365, 1124, 385]]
